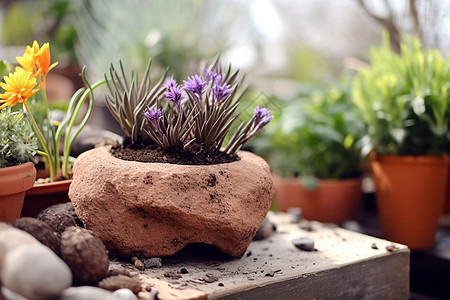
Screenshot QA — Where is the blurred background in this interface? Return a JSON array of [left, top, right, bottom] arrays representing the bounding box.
[[1, 1, 450, 298]]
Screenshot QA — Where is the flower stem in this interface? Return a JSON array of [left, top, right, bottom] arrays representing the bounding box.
[[24, 102, 55, 181]]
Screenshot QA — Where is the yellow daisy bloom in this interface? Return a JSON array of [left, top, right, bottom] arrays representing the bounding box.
[[0, 68, 39, 110]]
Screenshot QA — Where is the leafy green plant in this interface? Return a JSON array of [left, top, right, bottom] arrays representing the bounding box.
[[352, 33, 450, 156], [0, 110, 38, 168], [253, 83, 364, 188]]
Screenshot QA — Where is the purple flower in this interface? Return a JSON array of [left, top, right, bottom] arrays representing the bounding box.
[[254, 106, 274, 131], [164, 78, 184, 109], [164, 77, 177, 89], [212, 83, 234, 104], [183, 74, 206, 97], [205, 69, 222, 84], [144, 106, 162, 128]]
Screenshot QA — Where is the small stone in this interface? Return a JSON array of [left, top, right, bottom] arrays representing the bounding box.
[[292, 237, 315, 251], [39, 202, 84, 227], [38, 209, 77, 235], [253, 217, 275, 240], [98, 275, 142, 295], [246, 251, 252, 257], [2, 245, 72, 300], [134, 259, 145, 270], [287, 207, 302, 223], [108, 268, 131, 277], [143, 257, 162, 269], [163, 272, 182, 280], [13, 217, 61, 256], [113, 288, 139, 300], [60, 286, 116, 300], [60, 226, 109, 285], [218, 282, 224, 287], [131, 256, 139, 263], [180, 268, 189, 274], [371, 243, 379, 250], [203, 273, 218, 283], [386, 244, 400, 252], [300, 222, 313, 232]]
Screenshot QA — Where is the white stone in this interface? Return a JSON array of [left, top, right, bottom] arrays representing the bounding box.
[[2, 245, 72, 300], [59, 286, 116, 300], [113, 288, 138, 300], [1, 287, 29, 300]]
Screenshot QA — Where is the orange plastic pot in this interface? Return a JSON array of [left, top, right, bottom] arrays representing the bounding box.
[[22, 179, 72, 217], [273, 175, 362, 224], [0, 162, 36, 223], [371, 154, 449, 249]]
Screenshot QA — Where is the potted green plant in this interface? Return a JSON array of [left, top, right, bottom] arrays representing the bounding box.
[[352, 33, 450, 249], [0, 41, 102, 217], [0, 77, 38, 222], [69, 59, 275, 258], [253, 83, 365, 224]]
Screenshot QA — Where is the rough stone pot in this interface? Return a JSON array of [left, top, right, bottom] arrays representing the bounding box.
[[69, 146, 275, 257]]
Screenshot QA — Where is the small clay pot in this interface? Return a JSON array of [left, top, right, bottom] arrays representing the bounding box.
[[0, 162, 36, 223]]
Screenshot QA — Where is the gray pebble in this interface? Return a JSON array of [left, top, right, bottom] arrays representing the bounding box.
[[253, 218, 275, 240], [59, 286, 116, 300], [2, 245, 72, 300], [287, 207, 302, 223], [143, 257, 162, 269], [112, 288, 138, 300], [292, 237, 315, 251]]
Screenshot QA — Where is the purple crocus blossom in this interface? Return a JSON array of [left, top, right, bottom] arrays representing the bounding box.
[[205, 69, 222, 84], [254, 106, 274, 131], [164, 77, 184, 109], [183, 74, 206, 97], [144, 106, 162, 128], [164, 76, 177, 89], [212, 83, 233, 104]]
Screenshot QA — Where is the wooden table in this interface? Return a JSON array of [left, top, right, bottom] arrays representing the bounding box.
[[110, 212, 410, 300]]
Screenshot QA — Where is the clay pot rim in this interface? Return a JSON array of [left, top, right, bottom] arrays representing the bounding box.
[[27, 179, 73, 196], [371, 153, 449, 165], [0, 161, 35, 175], [91, 145, 261, 168], [273, 174, 363, 188]]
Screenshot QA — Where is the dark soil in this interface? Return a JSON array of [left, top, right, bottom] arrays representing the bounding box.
[[110, 139, 239, 165]]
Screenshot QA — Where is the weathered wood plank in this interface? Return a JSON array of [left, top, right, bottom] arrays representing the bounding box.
[[110, 212, 410, 300]]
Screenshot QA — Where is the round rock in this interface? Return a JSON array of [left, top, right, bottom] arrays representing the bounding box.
[[13, 217, 61, 256], [113, 288, 139, 300], [59, 286, 116, 300], [1, 245, 72, 300], [292, 237, 315, 251], [38, 207, 77, 234], [60, 226, 109, 285], [98, 275, 142, 294]]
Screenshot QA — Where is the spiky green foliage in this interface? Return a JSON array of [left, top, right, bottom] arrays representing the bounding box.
[[104, 61, 166, 144], [0, 109, 38, 167]]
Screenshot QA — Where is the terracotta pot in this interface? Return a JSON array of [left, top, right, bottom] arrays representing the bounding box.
[[21, 179, 72, 217], [0, 162, 36, 223], [273, 175, 363, 225], [443, 173, 450, 216], [370, 154, 449, 249]]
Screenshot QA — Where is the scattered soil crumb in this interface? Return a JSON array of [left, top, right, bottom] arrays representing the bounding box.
[[371, 243, 379, 250], [386, 244, 400, 252]]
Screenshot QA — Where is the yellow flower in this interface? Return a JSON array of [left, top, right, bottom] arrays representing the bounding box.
[[16, 40, 58, 89], [16, 41, 40, 73], [0, 68, 39, 110]]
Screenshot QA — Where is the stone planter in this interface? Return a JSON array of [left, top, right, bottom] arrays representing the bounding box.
[[69, 146, 275, 257]]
